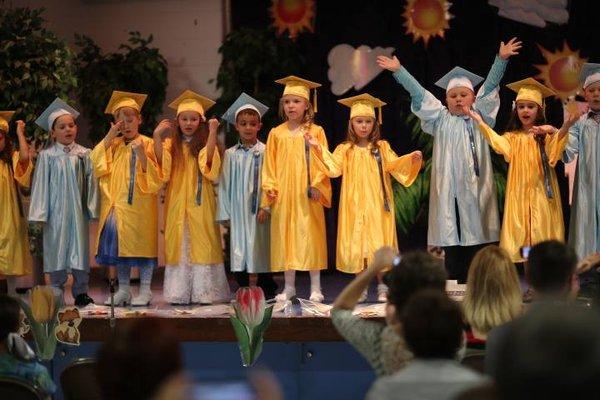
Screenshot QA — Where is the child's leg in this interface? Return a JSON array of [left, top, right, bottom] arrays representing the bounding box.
[[275, 270, 296, 301], [309, 270, 324, 302], [72, 269, 93, 306], [48, 270, 68, 294], [132, 265, 153, 306], [104, 265, 132, 306], [5, 276, 18, 296]]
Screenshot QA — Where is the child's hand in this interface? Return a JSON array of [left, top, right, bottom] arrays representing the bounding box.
[[562, 111, 580, 130], [131, 137, 146, 157], [257, 208, 270, 223], [153, 119, 172, 140], [208, 118, 220, 132], [499, 37, 522, 60], [267, 190, 278, 202], [466, 108, 483, 124], [411, 150, 422, 163], [308, 187, 322, 202], [107, 120, 123, 140], [304, 131, 320, 148], [376, 55, 401, 72], [529, 125, 556, 137], [15, 120, 25, 137]]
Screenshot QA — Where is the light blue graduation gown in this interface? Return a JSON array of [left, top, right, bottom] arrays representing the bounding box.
[[392, 56, 507, 247], [216, 141, 270, 273], [28, 142, 99, 272], [563, 113, 600, 259]]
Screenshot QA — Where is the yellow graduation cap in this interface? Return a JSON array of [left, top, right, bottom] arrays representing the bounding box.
[[506, 78, 556, 108], [104, 90, 148, 115], [168, 90, 215, 118], [338, 93, 386, 125], [275, 75, 321, 112], [0, 111, 15, 133]]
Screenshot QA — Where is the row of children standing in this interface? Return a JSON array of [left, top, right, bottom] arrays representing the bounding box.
[[2, 36, 600, 304]]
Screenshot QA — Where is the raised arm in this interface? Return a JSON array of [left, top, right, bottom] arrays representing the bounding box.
[[468, 108, 512, 161]]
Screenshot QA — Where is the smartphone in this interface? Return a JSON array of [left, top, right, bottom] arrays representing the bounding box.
[[520, 246, 531, 259], [192, 381, 256, 400]]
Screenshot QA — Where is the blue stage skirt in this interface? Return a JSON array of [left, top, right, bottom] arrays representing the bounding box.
[[95, 210, 158, 268]]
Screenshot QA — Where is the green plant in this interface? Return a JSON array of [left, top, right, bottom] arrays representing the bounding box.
[[0, 6, 77, 144], [74, 31, 168, 143], [210, 27, 306, 146]]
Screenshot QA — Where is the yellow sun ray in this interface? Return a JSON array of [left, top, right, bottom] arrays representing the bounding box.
[[270, 0, 315, 40], [403, 0, 452, 47], [535, 41, 588, 101]]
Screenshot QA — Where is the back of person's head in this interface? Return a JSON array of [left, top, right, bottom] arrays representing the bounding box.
[[495, 304, 600, 400], [401, 289, 463, 359], [463, 246, 522, 334], [527, 240, 577, 297], [385, 250, 447, 315], [97, 319, 183, 400], [0, 294, 20, 342]]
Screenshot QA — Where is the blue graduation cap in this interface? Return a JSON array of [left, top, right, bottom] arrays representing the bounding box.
[[580, 62, 600, 89], [35, 98, 80, 132], [221, 92, 269, 125], [434, 67, 484, 92]]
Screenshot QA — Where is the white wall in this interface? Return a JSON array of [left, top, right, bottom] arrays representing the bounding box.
[[9, 0, 224, 115]]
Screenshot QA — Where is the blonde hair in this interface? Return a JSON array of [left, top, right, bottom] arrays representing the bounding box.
[[462, 245, 522, 335], [278, 97, 315, 129], [346, 117, 381, 147]]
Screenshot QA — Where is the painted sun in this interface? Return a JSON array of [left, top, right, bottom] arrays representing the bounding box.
[[403, 0, 452, 46], [535, 42, 587, 101], [270, 0, 315, 40]]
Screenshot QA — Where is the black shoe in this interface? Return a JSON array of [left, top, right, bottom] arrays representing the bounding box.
[[75, 293, 95, 307]]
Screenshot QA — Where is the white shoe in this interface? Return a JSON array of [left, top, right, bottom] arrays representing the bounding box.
[[104, 288, 131, 307], [377, 284, 388, 303], [358, 289, 368, 303], [275, 288, 296, 302], [309, 290, 324, 303], [132, 289, 153, 307]]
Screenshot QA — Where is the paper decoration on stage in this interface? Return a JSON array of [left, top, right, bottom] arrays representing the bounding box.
[[270, 0, 315, 40], [230, 287, 273, 367], [535, 42, 587, 101], [488, 0, 568, 28], [403, 0, 452, 46], [328, 45, 395, 96], [55, 307, 82, 346]]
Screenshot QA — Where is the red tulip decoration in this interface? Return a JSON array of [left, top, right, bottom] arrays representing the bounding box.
[[230, 287, 274, 366]]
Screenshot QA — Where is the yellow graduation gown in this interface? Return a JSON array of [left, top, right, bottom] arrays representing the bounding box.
[[477, 124, 564, 262], [0, 152, 33, 276], [261, 122, 332, 271], [90, 135, 162, 258], [159, 140, 223, 265], [312, 141, 421, 273]]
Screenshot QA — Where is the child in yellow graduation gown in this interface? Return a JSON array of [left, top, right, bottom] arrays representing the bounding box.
[[307, 94, 422, 302], [91, 91, 163, 306], [467, 78, 577, 262], [152, 90, 230, 304], [0, 112, 33, 294], [262, 76, 332, 302]]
